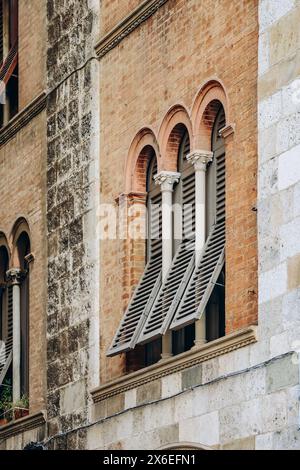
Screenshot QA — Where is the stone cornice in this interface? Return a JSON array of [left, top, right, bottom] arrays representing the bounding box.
[[0, 411, 46, 441], [91, 326, 257, 403], [0, 92, 46, 148], [95, 0, 169, 59], [219, 123, 235, 139]]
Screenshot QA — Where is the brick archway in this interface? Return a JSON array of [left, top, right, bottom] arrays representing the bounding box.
[[191, 79, 229, 150], [158, 104, 193, 171]]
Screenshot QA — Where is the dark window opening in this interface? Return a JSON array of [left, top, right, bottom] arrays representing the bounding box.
[[172, 323, 195, 356]]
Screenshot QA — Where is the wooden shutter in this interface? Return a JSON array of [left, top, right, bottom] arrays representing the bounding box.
[[170, 126, 226, 331], [137, 134, 196, 344], [107, 161, 162, 357], [0, 39, 17, 84], [138, 239, 195, 344], [0, 285, 13, 385]]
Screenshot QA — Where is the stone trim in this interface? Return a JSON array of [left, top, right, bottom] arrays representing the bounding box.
[[0, 92, 47, 147], [0, 411, 46, 441], [91, 326, 257, 403], [219, 123, 235, 139], [95, 0, 169, 59]]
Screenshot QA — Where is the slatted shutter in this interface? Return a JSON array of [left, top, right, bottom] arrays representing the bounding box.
[[0, 39, 17, 84], [107, 158, 162, 356], [137, 238, 194, 343], [137, 133, 196, 344], [170, 108, 226, 331], [0, 285, 13, 385]]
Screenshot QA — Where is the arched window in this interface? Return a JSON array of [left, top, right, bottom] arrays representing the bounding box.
[[205, 106, 226, 341], [172, 132, 196, 355], [0, 242, 12, 403], [16, 231, 30, 397]]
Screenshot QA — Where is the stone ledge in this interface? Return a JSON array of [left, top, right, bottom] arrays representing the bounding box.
[[0, 411, 46, 440], [95, 0, 169, 59], [91, 326, 257, 403], [0, 92, 47, 147]]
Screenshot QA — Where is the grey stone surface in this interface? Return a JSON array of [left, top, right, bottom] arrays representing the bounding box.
[[136, 380, 162, 405], [182, 365, 202, 390], [266, 355, 299, 393]]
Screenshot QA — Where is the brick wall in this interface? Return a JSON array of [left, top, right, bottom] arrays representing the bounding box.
[[100, 0, 258, 382], [19, 0, 46, 108], [0, 2, 47, 417]]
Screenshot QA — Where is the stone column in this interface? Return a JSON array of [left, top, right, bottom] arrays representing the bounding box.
[[154, 171, 180, 359], [187, 150, 213, 347], [6, 268, 25, 402]]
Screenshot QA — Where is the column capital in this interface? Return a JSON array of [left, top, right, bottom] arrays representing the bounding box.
[[187, 150, 213, 171], [6, 268, 26, 285], [154, 171, 180, 192]]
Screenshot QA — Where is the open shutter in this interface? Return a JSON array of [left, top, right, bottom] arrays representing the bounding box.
[[170, 149, 226, 331], [0, 286, 13, 385], [107, 186, 162, 356], [138, 144, 196, 344], [0, 40, 17, 84], [138, 238, 195, 344]]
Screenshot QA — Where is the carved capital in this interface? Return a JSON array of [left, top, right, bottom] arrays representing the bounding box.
[[187, 150, 213, 172], [6, 268, 26, 285], [154, 171, 180, 192]]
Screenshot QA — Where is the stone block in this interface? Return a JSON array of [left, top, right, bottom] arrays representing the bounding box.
[[222, 436, 255, 450], [182, 365, 202, 390], [124, 389, 137, 409], [261, 391, 288, 432], [278, 143, 300, 191], [269, 331, 289, 358], [106, 393, 125, 416], [266, 355, 299, 393], [280, 217, 300, 261], [255, 432, 273, 449], [161, 372, 182, 398], [179, 411, 219, 446], [60, 379, 85, 415], [288, 254, 300, 290], [259, 0, 295, 33], [136, 380, 161, 405], [259, 262, 287, 304], [258, 91, 282, 130]]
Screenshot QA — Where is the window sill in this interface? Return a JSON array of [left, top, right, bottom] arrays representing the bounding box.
[[0, 411, 46, 441], [91, 325, 257, 404], [0, 92, 46, 147]]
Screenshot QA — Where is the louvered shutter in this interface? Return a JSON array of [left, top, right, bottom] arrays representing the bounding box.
[[137, 238, 195, 343], [0, 286, 13, 385], [107, 162, 162, 357], [170, 142, 226, 330], [0, 40, 17, 84], [137, 135, 196, 344]]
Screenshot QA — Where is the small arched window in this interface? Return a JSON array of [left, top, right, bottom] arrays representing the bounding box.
[[205, 106, 226, 341], [16, 232, 30, 397], [0, 243, 12, 397]]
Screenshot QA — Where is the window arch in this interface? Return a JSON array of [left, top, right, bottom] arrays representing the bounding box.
[[0, 237, 12, 406], [15, 231, 30, 397]]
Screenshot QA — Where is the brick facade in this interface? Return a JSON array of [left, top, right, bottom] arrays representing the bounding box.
[[100, 0, 258, 383]]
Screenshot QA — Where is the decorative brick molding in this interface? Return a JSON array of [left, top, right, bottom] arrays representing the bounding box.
[[0, 92, 46, 147], [95, 0, 169, 59], [0, 411, 46, 441], [91, 326, 257, 403]]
